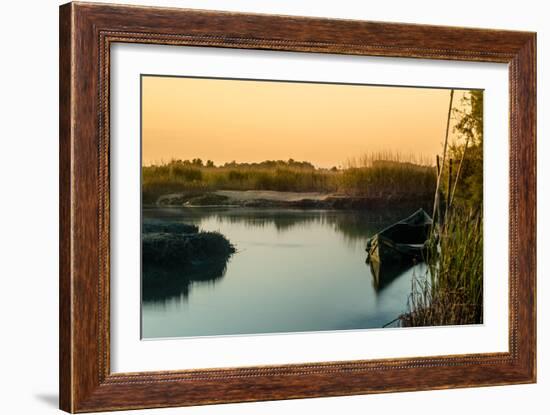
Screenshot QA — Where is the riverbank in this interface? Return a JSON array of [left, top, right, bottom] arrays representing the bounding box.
[[142, 156, 437, 205], [152, 190, 434, 211]]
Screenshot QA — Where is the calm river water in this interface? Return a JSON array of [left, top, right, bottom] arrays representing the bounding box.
[[142, 207, 426, 338]]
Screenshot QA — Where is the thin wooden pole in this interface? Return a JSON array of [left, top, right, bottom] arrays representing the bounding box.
[[449, 135, 471, 208], [432, 89, 454, 225], [446, 158, 453, 222]]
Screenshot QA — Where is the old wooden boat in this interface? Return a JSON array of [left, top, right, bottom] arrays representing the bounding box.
[[366, 208, 432, 266]]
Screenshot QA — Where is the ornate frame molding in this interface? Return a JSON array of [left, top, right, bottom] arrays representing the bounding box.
[[60, 2, 536, 412]]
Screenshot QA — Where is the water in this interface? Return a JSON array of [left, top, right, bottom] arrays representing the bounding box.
[[142, 207, 427, 338]]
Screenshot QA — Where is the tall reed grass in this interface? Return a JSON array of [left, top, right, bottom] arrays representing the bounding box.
[[400, 206, 483, 326], [342, 152, 435, 198]]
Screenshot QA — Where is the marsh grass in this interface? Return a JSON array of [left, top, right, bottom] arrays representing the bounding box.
[[142, 152, 437, 204], [342, 152, 435, 198], [400, 206, 483, 327]]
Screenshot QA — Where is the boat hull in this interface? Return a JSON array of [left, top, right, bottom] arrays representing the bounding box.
[[367, 234, 427, 265]]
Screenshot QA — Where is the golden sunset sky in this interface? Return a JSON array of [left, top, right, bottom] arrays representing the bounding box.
[[142, 76, 470, 168]]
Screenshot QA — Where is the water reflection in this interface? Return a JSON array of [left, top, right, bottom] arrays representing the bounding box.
[[144, 207, 415, 244], [369, 260, 414, 292], [142, 259, 229, 304], [141, 207, 425, 338]]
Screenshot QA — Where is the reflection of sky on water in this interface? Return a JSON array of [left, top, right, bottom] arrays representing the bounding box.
[[142, 207, 426, 338]]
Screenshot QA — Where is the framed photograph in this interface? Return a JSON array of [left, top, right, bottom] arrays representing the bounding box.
[[59, 2, 536, 412]]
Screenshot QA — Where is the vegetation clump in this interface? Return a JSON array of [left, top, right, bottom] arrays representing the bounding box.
[[141, 218, 236, 302], [142, 231, 235, 265]]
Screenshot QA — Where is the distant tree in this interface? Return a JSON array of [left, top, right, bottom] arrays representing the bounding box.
[[449, 90, 483, 208], [206, 160, 215, 168], [192, 158, 203, 167]]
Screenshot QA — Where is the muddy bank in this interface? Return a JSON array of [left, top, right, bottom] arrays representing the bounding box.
[[142, 221, 198, 234], [154, 190, 434, 211]]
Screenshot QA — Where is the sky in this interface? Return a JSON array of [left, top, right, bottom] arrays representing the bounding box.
[[142, 75, 472, 168]]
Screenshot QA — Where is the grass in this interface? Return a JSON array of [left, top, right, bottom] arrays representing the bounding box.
[[142, 152, 437, 204], [341, 152, 436, 199], [399, 205, 483, 327]]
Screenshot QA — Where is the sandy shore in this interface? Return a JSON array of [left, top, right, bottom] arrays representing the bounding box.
[[157, 190, 334, 206], [214, 190, 332, 202]]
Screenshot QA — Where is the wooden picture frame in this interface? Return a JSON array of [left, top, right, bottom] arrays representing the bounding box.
[[59, 2, 536, 412]]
